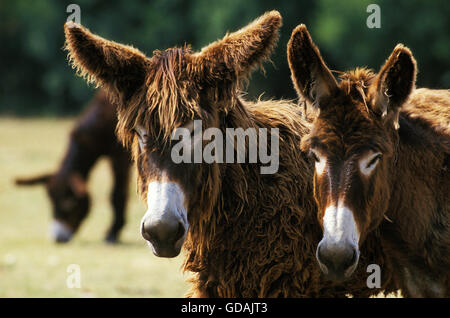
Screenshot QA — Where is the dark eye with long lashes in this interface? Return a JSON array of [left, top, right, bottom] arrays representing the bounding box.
[[366, 154, 382, 169], [133, 129, 149, 149], [309, 150, 320, 163]]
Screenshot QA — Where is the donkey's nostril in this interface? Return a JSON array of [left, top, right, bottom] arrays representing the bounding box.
[[141, 221, 151, 241], [142, 218, 185, 245], [316, 243, 331, 268], [316, 244, 329, 274], [343, 248, 358, 269], [173, 221, 185, 242], [316, 242, 359, 280]]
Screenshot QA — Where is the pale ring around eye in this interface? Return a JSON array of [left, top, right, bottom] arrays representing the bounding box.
[[135, 125, 149, 149], [359, 151, 382, 176], [311, 149, 326, 175]]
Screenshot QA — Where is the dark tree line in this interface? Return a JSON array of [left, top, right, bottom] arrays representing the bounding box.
[[0, 0, 448, 116]]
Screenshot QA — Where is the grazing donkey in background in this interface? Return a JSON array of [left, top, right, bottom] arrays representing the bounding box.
[[16, 90, 131, 243], [64, 12, 397, 297], [288, 24, 450, 297]]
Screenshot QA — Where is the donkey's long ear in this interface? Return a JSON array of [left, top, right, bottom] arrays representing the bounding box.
[[287, 25, 338, 108], [196, 10, 282, 80], [370, 44, 416, 126], [64, 22, 148, 100]]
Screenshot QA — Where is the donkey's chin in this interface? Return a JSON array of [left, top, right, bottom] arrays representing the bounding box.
[[320, 254, 360, 283]]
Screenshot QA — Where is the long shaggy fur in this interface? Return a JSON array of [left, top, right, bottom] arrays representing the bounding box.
[[64, 12, 397, 297], [181, 97, 396, 297]]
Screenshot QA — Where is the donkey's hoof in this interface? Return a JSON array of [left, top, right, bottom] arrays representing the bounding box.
[[105, 234, 119, 244]]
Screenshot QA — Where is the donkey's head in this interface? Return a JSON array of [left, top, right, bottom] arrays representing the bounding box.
[[16, 172, 89, 242], [288, 25, 416, 281], [64, 11, 282, 257]]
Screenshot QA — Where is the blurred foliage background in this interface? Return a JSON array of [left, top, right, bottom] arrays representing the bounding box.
[[0, 0, 449, 116]]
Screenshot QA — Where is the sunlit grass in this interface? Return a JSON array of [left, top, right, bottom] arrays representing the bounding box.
[[0, 118, 399, 298], [0, 118, 190, 297]]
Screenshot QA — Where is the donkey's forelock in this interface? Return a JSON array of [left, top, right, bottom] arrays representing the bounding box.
[[116, 47, 206, 149], [338, 68, 376, 105]]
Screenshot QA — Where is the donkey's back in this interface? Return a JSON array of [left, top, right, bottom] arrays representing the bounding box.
[[403, 88, 450, 151]]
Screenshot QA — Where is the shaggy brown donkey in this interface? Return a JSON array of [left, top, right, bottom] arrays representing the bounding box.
[[16, 90, 131, 243], [64, 11, 396, 297], [288, 25, 450, 297]]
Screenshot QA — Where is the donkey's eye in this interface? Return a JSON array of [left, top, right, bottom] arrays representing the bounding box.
[[134, 125, 149, 149], [135, 131, 148, 140], [309, 150, 320, 163], [359, 152, 382, 176], [366, 154, 382, 169], [310, 149, 327, 175]]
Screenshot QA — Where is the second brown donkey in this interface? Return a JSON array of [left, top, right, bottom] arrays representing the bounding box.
[[287, 24, 450, 297]]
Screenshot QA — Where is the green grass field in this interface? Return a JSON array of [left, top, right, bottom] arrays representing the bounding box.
[[0, 118, 398, 298], [0, 118, 190, 297]]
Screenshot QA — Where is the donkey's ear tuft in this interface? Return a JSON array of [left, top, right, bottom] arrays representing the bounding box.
[[287, 24, 338, 108], [196, 10, 282, 80], [64, 23, 149, 101], [371, 44, 416, 123]]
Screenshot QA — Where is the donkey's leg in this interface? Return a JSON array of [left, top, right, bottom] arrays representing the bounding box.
[[105, 153, 130, 243]]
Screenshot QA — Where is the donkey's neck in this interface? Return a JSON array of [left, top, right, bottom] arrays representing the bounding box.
[[184, 98, 322, 296], [222, 97, 315, 213], [384, 112, 449, 275], [389, 114, 446, 219], [57, 91, 117, 181]]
